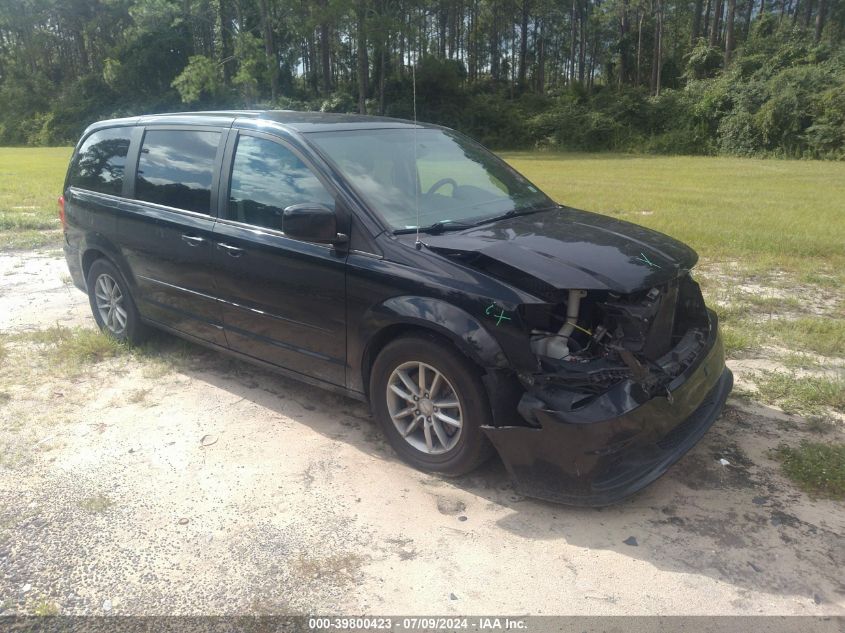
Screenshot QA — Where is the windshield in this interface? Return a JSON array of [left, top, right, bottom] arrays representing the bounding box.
[[307, 127, 553, 231]]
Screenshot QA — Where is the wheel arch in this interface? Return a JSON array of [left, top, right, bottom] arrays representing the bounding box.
[[79, 236, 136, 292], [357, 296, 510, 401], [362, 324, 454, 401], [81, 248, 107, 282]]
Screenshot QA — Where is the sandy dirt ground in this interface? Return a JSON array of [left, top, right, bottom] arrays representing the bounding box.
[[0, 249, 843, 616]]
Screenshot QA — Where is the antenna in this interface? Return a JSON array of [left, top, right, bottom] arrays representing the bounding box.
[[412, 61, 422, 250]]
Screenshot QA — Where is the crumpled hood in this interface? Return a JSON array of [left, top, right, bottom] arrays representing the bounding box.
[[420, 207, 698, 294]]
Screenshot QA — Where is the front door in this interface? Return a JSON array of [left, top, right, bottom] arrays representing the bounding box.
[[212, 130, 347, 387]]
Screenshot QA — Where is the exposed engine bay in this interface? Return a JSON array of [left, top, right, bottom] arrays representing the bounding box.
[[518, 273, 710, 411]]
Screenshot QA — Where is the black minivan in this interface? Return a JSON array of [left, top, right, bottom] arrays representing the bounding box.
[[61, 110, 732, 505]]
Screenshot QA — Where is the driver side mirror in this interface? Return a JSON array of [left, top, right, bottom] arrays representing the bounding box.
[[282, 204, 348, 245]]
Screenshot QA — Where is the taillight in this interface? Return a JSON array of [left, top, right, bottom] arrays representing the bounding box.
[[58, 195, 66, 231]]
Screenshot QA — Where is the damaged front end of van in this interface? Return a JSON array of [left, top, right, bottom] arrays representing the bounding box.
[[425, 207, 733, 505]]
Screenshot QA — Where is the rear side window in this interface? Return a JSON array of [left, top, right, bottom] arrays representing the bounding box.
[[227, 135, 334, 231], [135, 129, 220, 214], [68, 128, 131, 196]]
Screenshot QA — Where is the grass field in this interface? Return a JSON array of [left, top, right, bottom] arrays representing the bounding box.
[[502, 152, 845, 281], [0, 147, 71, 250]]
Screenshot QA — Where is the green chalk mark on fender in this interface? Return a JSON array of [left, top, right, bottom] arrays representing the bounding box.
[[485, 301, 512, 326]]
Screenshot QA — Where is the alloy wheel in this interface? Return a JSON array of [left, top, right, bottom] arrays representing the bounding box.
[[94, 273, 128, 336], [386, 361, 463, 455]]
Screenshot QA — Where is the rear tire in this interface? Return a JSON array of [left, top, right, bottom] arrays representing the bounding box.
[[370, 334, 494, 476], [86, 258, 148, 345]]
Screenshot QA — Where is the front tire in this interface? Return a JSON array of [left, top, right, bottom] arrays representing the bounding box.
[[370, 334, 494, 476], [86, 258, 147, 345]]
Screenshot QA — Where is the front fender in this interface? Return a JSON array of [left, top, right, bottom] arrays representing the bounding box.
[[354, 296, 510, 394]]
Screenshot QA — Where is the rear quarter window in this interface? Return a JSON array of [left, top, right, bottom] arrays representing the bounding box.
[[135, 129, 221, 214], [68, 128, 132, 196]]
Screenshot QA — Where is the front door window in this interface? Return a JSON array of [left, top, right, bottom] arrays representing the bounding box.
[[227, 135, 334, 232]]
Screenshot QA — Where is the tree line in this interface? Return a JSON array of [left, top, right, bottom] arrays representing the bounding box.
[[0, 0, 843, 157]]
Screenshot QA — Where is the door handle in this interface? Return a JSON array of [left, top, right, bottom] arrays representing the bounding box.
[[216, 242, 245, 257], [181, 234, 206, 247]]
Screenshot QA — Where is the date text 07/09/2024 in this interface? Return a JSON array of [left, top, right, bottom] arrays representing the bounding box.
[[307, 617, 528, 630]]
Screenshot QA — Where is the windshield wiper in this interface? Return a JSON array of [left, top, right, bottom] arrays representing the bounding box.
[[394, 204, 556, 235], [394, 219, 475, 235], [471, 203, 557, 227]]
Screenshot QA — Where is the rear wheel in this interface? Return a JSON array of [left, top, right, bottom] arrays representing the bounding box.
[[370, 335, 494, 476], [86, 258, 148, 345]]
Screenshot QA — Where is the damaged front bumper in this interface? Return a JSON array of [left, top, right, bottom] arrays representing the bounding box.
[[482, 310, 733, 506]]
